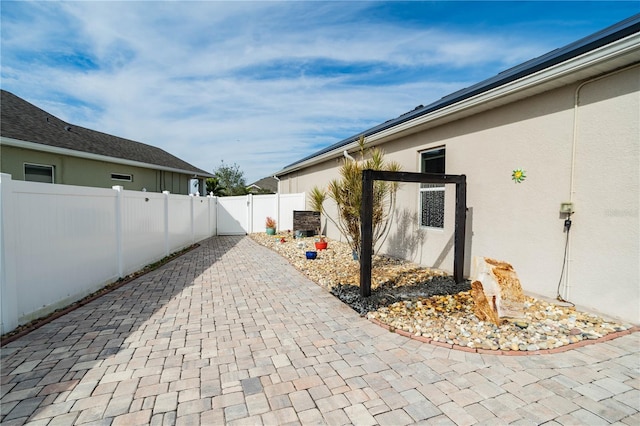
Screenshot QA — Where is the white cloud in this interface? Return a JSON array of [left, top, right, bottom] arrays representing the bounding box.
[[2, 1, 632, 182]]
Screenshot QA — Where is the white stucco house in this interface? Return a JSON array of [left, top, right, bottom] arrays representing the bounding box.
[[275, 15, 640, 324]]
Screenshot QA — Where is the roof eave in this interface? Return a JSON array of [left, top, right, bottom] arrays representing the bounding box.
[[275, 30, 640, 178], [1, 137, 215, 178]]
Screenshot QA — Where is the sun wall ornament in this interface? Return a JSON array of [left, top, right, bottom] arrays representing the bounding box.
[[512, 168, 526, 183]]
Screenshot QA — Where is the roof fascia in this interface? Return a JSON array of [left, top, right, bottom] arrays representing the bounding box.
[[275, 31, 639, 177], [367, 33, 640, 145], [1, 136, 214, 177]]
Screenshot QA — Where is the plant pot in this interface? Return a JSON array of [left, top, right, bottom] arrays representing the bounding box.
[[266, 227, 276, 235], [305, 251, 317, 260], [314, 241, 328, 250]]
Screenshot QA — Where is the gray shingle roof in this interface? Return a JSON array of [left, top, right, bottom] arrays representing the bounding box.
[[248, 176, 278, 193], [0, 90, 213, 176]]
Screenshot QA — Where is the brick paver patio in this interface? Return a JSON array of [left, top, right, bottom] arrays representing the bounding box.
[[1, 236, 638, 425]]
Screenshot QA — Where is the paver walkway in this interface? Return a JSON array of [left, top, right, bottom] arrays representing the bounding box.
[[1, 236, 638, 425]]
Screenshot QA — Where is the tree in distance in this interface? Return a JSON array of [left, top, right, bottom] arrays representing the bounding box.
[[211, 161, 249, 196]]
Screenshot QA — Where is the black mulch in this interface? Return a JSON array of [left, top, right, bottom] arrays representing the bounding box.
[[330, 276, 471, 315]]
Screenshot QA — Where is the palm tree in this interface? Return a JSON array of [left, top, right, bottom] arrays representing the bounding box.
[[205, 177, 226, 196], [311, 136, 401, 260]]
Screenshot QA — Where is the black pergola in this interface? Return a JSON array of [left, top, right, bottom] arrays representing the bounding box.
[[360, 170, 467, 297]]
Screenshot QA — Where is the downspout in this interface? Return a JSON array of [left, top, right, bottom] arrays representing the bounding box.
[[562, 63, 639, 302]]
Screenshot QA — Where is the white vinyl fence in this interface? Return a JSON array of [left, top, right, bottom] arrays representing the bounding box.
[[0, 173, 304, 334]]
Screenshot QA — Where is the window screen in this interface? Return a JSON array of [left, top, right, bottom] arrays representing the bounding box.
[[420, 148, 445, 228]]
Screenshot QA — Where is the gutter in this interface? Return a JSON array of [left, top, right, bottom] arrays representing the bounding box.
[[0, 136, 214, 178], [368, 33, 640, 146], [275, 29, 640, 178]]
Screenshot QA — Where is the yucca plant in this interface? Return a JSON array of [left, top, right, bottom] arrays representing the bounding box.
[[310, 186, 327, 241], [311, 136, 401, 261]]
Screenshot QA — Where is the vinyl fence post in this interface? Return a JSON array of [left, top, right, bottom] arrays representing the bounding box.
[[0, 174, 19, 334], [206, 195, 211, 238], [212, 196, 218, 236], [247, 194, 253, 234], [112, 185, 124, 278], [189, 193, 195, 244], [275, 192, 281, 233], [163, 191, 170, 256]]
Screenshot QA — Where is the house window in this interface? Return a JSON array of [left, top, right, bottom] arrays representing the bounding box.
[[111, 173, 132, 182], [24, 163, 54, 183], [420, 148, 445, 228]]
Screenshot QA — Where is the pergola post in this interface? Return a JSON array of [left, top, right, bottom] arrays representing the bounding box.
[[360, 170, 374, 297], [454, 175, 467, 283]]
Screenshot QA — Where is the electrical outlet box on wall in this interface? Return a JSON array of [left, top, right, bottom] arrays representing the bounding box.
[[560, 202, 574, 214]]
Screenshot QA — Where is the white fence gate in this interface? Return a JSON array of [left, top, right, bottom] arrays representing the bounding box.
[[217, 196, 249, 235], [217, 193, 306, 235], [0, 173, 305, 334]]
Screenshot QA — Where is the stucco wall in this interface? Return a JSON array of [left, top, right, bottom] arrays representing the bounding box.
[[0, 145, 192, 194], [567, 67, 639, 322], [279, 65, 639, 323]]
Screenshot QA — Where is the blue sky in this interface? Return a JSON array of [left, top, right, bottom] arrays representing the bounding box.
[[2, 1, 638, 184]]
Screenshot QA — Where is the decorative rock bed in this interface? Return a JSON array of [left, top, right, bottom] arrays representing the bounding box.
[[250, 232, 637, 354]]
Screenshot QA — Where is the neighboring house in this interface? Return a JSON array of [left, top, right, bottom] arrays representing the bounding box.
[[247, 176, 279, 194], [275, 16, 640, 323], [0, 90, 213, 194]]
